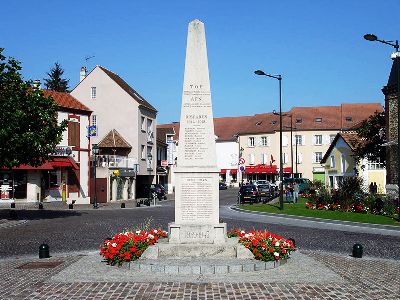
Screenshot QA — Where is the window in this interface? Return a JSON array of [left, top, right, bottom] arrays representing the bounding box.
[[283, 153, 288, 164], [295, 118, 302, 124], [368, 159, 385, 170], [261, 136, 268, 146], [147, 146, 153, 169], [345, 116, 352, 122], [330, 134, 336, 143], [68, 120, 80, 147], [271, 120, 277, 125], [314, 135, 322, 145], [330, 155, 336, 168], [91, 87, 96, 99], [295, 135, 303, 146], [147, 119, 154, 142], [255, 121, 262, 126], [341, 154, 346, 173], [262, 153, 268, 164], [141, 116, 146, 131], [92, 115, 97, 127], [315, 117, 322, 123], [249, 153, 255, 165], [296, 153, 303, 164], [314, 152, 323, 163], [248, 137, 255, 147], [141, 145, 145, 160]]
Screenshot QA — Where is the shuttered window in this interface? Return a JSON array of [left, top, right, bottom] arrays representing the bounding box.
[[68, 121, 80, 147]]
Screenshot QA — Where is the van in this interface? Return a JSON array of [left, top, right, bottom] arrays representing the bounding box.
[[283, 178, 312, 194]]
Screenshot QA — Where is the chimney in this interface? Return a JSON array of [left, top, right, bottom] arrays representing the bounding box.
[[32, 80, 41, 89], [80, 67, 87, 82]]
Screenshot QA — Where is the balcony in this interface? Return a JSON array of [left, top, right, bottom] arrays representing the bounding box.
[[93, 155, 138, 169]]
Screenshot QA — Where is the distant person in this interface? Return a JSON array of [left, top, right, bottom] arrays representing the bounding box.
[[293, 182, 299, 203], [285, 183, 293, 203]]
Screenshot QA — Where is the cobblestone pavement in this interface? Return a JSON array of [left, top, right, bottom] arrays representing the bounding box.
[[0, 251, 399, 299]]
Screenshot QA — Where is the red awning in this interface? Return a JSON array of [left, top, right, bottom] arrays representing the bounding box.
[[283, 167, 292, 173], [245, 164, 278, 174], [230, 169, 237, 174], [11, 162, 54, 170], [220, 169, 227, 174], [49, 157, 79, 170]]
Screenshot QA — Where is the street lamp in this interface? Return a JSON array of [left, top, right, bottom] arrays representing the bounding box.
[[92, 144, 99, 209], [364, 33, 400, 220], [255, 69, 284, 210]]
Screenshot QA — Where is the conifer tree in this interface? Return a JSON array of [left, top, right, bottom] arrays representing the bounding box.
[[43, 62, 70, 92]]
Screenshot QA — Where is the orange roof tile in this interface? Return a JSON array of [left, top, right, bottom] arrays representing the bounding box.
[[42, 90, 91, 113]]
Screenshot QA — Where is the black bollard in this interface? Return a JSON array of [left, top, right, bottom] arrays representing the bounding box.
[[38, 203, 43, 210], [10, 202, 15, 209], [136, 201, 140, 207], [121, 203, 125, 208], [352, 244, 363, 258], [39, 244, 50, 259], [68, 203, 73, 209], [288, 238, 296, 248]]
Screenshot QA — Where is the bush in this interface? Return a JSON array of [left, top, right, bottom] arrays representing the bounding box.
[[337, 177, 364, 211]]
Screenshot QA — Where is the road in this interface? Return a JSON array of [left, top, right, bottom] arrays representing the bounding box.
[[0, 188, 399, 259]]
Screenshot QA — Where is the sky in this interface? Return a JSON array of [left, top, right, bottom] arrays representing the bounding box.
[[2, 0, 399, 124]]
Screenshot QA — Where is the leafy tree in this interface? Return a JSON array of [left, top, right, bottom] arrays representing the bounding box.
[[0, 48, 67, 168], [354, 111, 386, 166], [43, 62, 70, 92]]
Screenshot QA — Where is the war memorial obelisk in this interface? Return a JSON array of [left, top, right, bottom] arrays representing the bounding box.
[[168, 19, 227, 245]]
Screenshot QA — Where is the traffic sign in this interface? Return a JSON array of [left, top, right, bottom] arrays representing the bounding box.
[[239, 165, 246, 172], [239, 157, 245, 165]]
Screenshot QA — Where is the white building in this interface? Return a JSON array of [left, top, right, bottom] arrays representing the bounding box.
[[71, 66, 157, 202]]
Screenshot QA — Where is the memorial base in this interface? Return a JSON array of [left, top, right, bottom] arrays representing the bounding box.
[[141, 236, 254, 260], [168, 222, 227, 244]]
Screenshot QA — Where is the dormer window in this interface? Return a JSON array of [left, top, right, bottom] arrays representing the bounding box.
[[345, 116, 352, 122], [295, 118, 302, 124], [315, 117, 322, 123], [271, 120, 277, 125], [255, 121, 262, 126]]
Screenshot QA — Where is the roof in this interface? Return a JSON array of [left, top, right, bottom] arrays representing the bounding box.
[[156, 127, 175, 144], [98, 129, 132, 148], [387, 58, 399, 88], [321, 132, 365, 163], [158, 103, 383, 142], [42, 90, 91, 113], [98, 66, 157, 113]]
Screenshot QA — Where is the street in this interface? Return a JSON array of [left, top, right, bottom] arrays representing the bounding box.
[[0, 188, 399, 259]]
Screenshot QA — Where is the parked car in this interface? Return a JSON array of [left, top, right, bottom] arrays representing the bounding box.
[[257, 183, 273, 203], [143, 184, 167, 201], [282, 178, 312, 194], [237, 185, 259, 204], [219, 182, 228, 190]]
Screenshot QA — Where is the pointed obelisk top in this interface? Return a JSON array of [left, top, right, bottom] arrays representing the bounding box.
[[176, 18, 217, 170]]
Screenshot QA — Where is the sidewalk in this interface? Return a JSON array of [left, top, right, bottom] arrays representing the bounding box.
[[0, 249, 398, 299]]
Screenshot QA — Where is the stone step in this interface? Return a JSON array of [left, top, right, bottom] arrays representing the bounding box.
[[123, 258, 287, 274]]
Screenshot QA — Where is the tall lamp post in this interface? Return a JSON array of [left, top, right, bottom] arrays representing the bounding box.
[[255, 70, 284, 210], [364, 33, 400, 220], [92, 144, 99, 209]]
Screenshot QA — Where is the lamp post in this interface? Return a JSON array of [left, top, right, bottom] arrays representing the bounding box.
[[364, 33, 400, 221], [255, 70, 284, 210], [92, 144, 99, 209]]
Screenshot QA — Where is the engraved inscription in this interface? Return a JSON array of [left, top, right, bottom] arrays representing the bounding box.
[[180, 177, 214, 222], [184, 231, 210, 239]]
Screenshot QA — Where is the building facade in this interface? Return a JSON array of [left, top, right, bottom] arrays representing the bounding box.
[[0, 90, 91, 204], [71, 66, 157, 202]]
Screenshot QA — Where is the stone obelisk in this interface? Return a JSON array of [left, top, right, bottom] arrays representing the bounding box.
[[168, 19, 226, 244]]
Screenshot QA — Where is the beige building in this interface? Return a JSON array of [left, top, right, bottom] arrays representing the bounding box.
[[71, 66, 157, 202], [239, 104, 383, 183]]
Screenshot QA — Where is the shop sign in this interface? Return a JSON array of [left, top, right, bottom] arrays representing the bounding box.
[[51, 146, 72, 157]]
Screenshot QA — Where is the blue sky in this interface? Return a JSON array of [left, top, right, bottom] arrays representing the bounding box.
[[2, 1, 399, 124]]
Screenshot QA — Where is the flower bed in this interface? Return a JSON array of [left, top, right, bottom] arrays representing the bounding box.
[[100, 229, 167, 266], [228, 228, 295, 261]]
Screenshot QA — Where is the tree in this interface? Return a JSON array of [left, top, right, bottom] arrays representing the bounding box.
[[0, 48, 67, 168], [354, 111, 386, 166], [43, 62, 70, 92]]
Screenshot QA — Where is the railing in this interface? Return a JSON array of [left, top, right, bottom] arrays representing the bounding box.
[[93, 155, 138, 169]]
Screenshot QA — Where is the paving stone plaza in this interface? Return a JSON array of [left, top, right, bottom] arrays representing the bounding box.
[[0, 249, 398, 299]]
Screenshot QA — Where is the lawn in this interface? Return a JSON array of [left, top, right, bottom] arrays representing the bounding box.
[[239, 197, 400, 226]]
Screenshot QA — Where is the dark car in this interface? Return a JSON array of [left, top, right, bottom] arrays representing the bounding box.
[[257, 183, 273, 202], [238, 185, 259, 204], [219, 182, 228, 190], [144, 184, 167, 201]]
